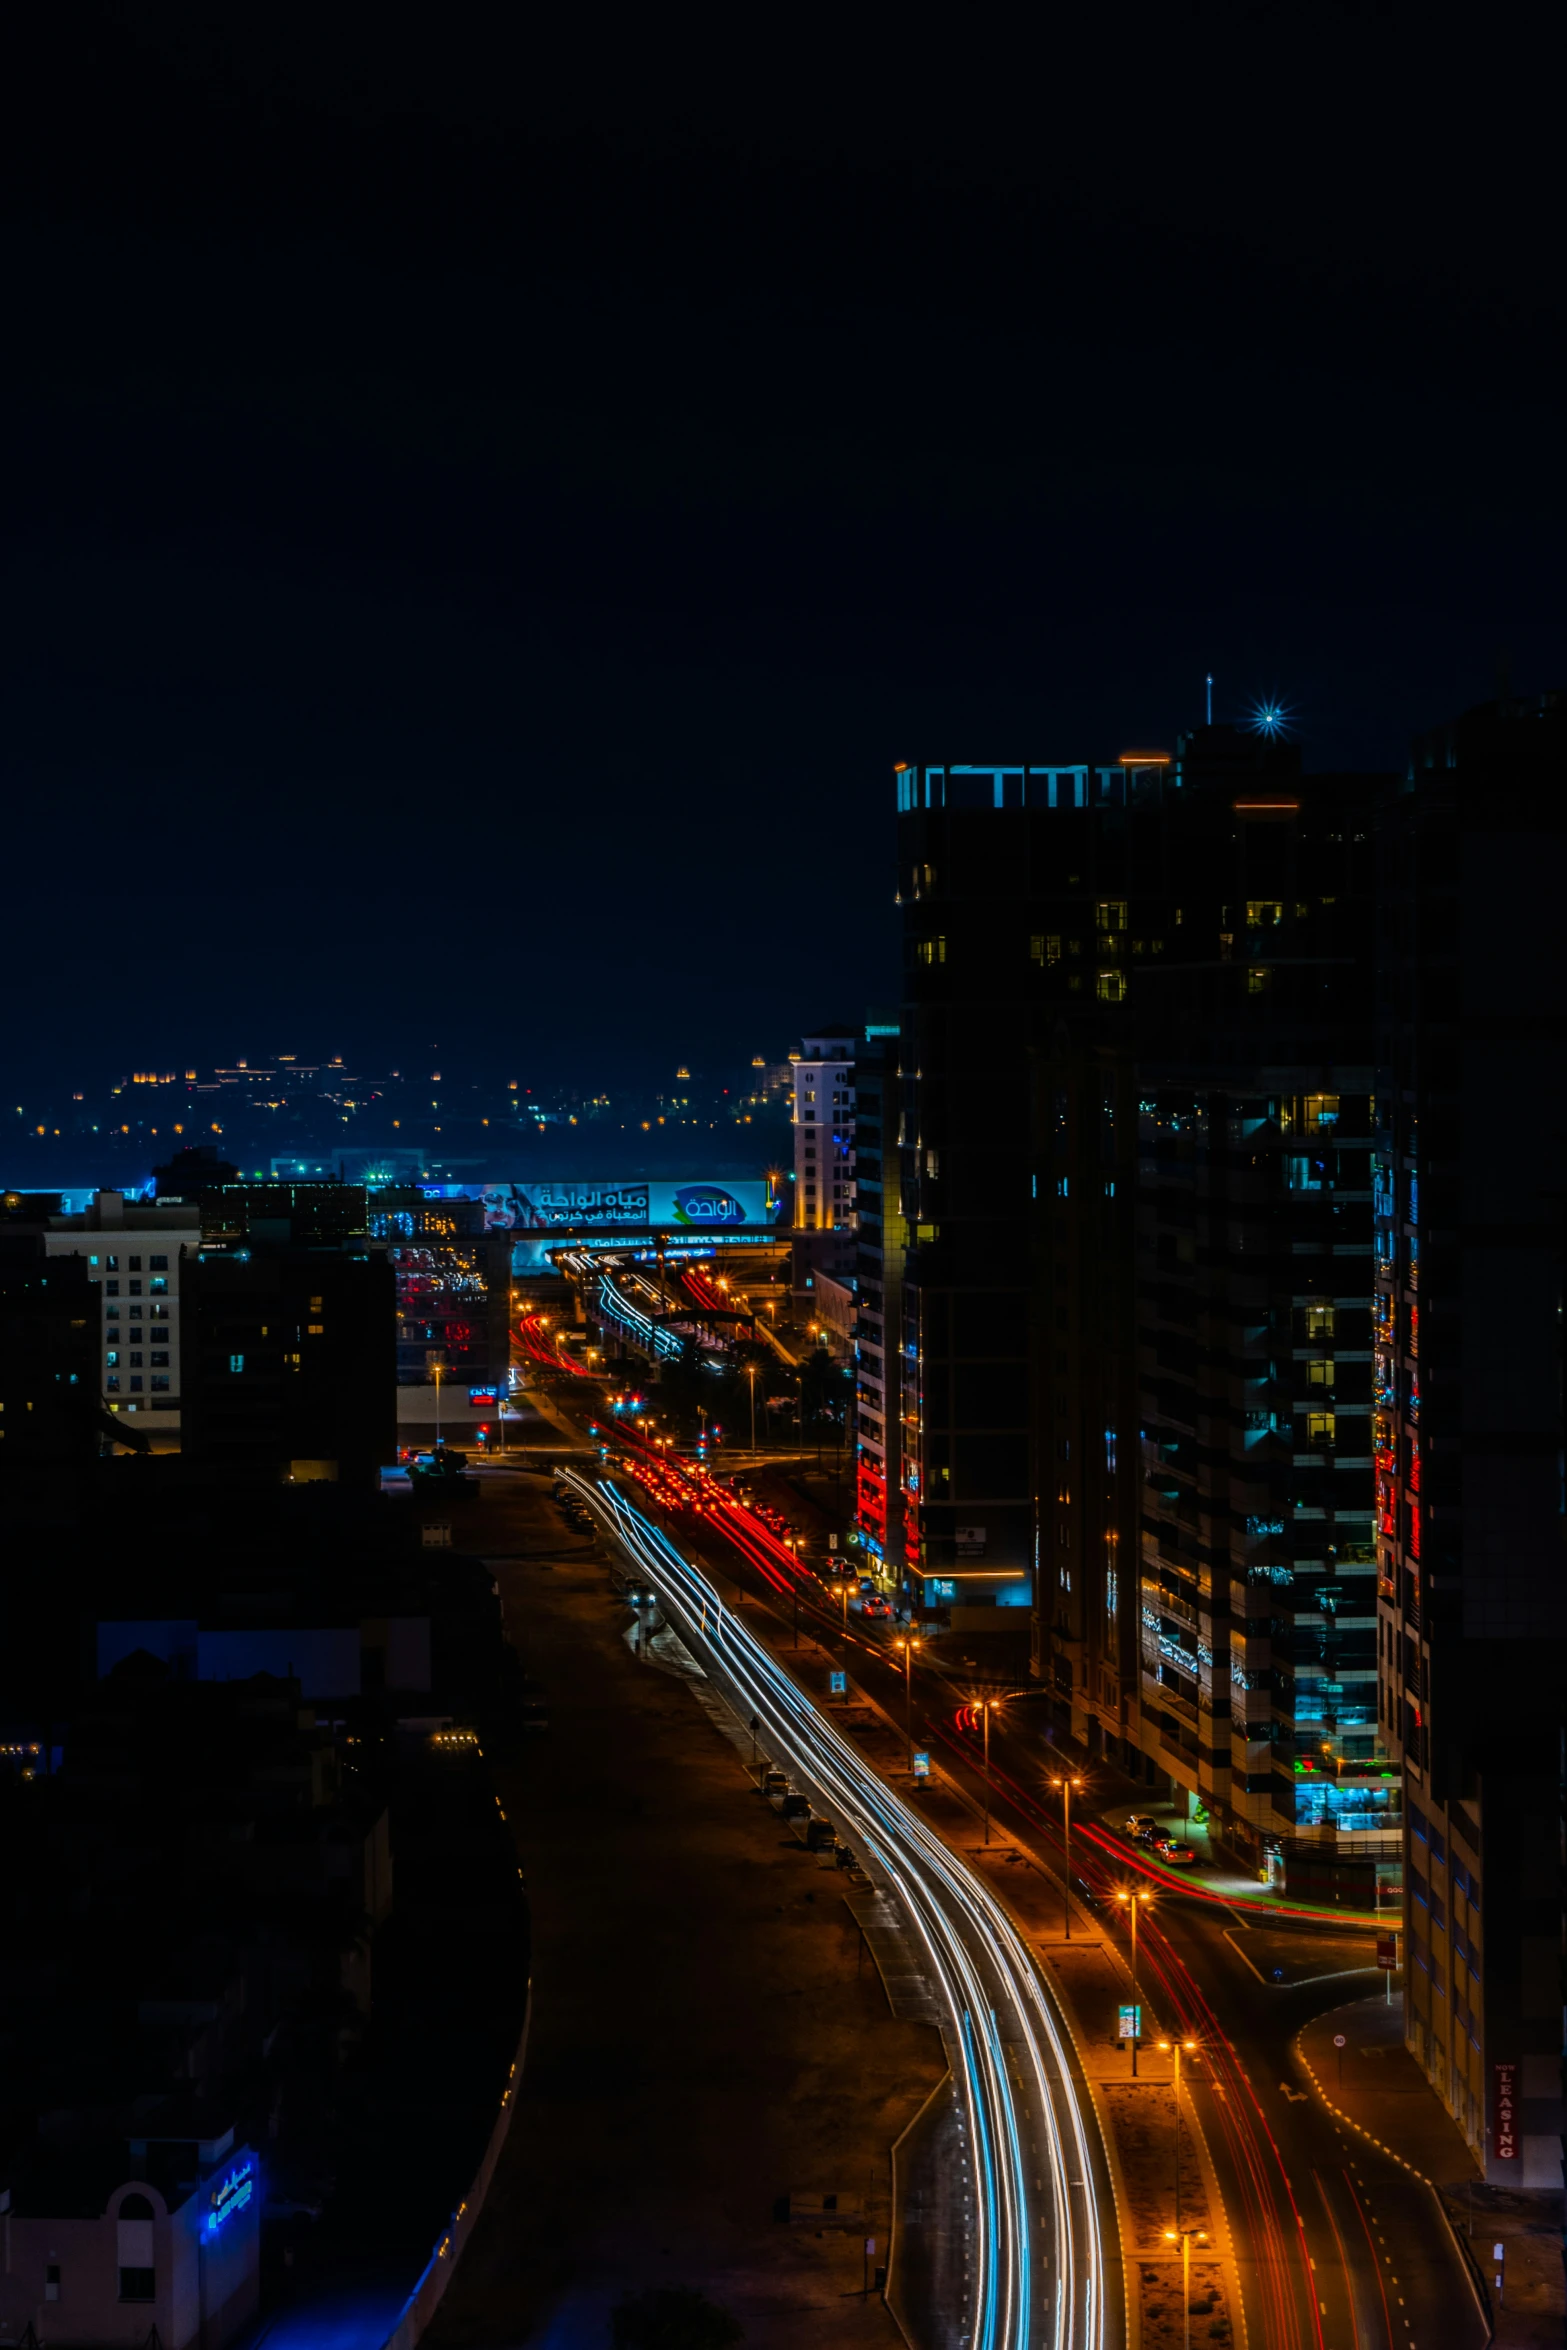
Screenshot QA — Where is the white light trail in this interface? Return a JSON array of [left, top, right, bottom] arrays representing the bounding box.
[[564, 1470, 1113, 2350]]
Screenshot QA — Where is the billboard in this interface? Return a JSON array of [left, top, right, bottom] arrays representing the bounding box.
[[482, 1179, 778, 1232]]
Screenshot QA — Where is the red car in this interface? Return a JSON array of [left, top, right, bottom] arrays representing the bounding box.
[[861, 1595, 892, 1619]]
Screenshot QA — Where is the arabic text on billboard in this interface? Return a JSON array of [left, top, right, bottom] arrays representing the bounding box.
[[483, 1180, 773, 1232]]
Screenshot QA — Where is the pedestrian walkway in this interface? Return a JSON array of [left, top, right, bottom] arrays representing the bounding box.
[[1297, 1995, 1565, 2350]]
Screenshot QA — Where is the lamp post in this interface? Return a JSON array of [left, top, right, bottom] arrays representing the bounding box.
[[433, 1361, 442, 1447], [1157, 2038, 1199, 2222], [1049, 1772, 1085, 1938], [1164, 2227, 1208, 2350], [894, 1633, 922, 1767], [1115, 1889, 1153, 2073], [977, 1699, 1001, 1845], [746, 1361, 758, 1454]]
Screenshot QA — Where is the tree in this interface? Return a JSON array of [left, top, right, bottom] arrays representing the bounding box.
[[610, 2285, 744, 2349]]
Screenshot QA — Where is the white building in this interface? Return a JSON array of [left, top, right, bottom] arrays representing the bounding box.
[[791, 1026, 856, 1234], [44, 1191, 202, 1432]]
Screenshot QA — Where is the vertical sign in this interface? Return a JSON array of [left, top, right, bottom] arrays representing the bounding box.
[[911, 1750, 931, 1780], [1375, 1932, 1397, 1970], [829, 1671, 847, 1695], [1118, 2004, 1142, 2040], [1493, 2063, 1519, 2162]]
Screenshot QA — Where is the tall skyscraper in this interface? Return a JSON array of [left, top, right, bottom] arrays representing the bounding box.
[[1374, 693, 1567, 2175], [895, 738, 1396, 1884]]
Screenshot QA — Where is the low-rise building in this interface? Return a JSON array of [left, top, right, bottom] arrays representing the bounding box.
[[0, 2124, 261, 2350]]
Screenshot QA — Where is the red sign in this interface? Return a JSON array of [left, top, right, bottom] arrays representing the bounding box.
[[1377, 1933, 1397, 1969], [1494, 2063, 1519, 2161]]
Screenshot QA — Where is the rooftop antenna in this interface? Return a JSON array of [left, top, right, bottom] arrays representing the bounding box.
[[1205, 674, 1213, 726]]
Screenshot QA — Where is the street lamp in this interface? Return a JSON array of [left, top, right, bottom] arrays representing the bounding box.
[[829, 1578, 849, 1639], [976, 1698, 1001, 1845], [1049, 1772, 1085, 1938], [1163, 2227, 1208, 2350], [1114, 1888, 1153, 2074], [433, 1361, 443, 1447], [745, 1361, 758, 1453], [894, 1633, 923, 1768], [1157, 2038, 1199, 2222]]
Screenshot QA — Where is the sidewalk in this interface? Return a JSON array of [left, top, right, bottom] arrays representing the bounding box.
[[1297, 1995, 1565, 2350]]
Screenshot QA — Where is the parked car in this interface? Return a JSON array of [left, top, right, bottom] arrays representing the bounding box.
[[1123, 1814, 1158, 1837], [780, 1792, 810, 1819], [762, 1770, 789, 1798], [1133, 1824, 1166, 1847], [805, 1817, 837, 1852]]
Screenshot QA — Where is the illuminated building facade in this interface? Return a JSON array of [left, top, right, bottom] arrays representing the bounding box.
[[852, 1016, 906, 1574], [1032, 737, 1390, 1886], [790, 1026, 856, 1298], [1374, 694, 1567, 2176], [40, 1190, 201, 1429], [367, 1190, 512, 1392]]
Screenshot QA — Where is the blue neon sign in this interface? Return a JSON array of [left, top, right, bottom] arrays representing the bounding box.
[[205, 2157, 255, 2239]]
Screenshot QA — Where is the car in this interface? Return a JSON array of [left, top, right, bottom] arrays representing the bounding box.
[[1133, 1824, 1166, 1847], [861, 1595, 892, 1619], [1123, 1814, 1158, 1837], [1155, 1841, 1198, 1866]]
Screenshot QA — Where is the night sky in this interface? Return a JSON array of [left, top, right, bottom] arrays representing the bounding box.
[[4, 8, 1562, 1093]]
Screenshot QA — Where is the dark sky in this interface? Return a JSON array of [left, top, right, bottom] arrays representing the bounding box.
[[4, 6, 1563, 1092]]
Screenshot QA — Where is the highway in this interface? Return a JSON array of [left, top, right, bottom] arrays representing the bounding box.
[[563, 1466, 1120, 2350]]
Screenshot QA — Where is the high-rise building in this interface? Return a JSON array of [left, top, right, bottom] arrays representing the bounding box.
[[852, 1014, 907, 1577], [790, 1025, 857, 1297], [895, 739, 1396, 1841], [1374, 693, 1567, 2177], [1037, 744, 1390, 1902]]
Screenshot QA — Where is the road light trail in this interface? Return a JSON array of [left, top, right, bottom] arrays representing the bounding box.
[[565, 1468, 1116, 2350]]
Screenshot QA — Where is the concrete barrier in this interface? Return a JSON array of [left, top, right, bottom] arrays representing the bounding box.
[[377, 1983, 533, 2350]]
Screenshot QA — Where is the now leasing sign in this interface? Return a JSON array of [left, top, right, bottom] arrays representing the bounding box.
[[1493, 2063, 1519, 2161]]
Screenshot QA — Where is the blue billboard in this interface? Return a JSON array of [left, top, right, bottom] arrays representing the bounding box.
[[481, 1179, 778, 1232]]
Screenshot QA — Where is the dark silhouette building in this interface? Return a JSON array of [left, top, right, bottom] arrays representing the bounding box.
[[181, 1242, 395, 1487], [1374, 692, 1567, 2176], [851, 1014, 907, 1575], [0, 1234, 101, 1466]]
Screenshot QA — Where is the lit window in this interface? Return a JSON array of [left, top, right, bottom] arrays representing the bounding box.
[[228, 1354, 244, 1374], [1246, 966, 1271, 994], [307, 1323, 325, 1336], [1305, 1303, 1336, 1338], [1096, 971, 1127, 1002], [1095, 900, 1127, 933], [1306, 1411, 1336, 1447], [1307, 1359, 1334, 1387], [105, 1350, 119, 1368], [916, 937, 947, 965], [1303, 1092, 1340, 1134], [1030, 935, 1062, 965], [1245, 900, 1284, 926]]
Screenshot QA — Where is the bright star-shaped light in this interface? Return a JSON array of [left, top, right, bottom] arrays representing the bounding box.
[[1246, 694, 1297, 739]]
